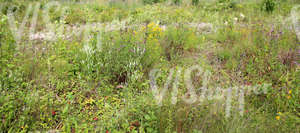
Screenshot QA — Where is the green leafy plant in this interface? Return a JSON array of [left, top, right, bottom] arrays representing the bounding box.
[[261, 0, 276, 13], [192, 0, 199, 6]]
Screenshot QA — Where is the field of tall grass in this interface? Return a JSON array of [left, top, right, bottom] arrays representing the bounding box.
[[0, 0, 299, 132]]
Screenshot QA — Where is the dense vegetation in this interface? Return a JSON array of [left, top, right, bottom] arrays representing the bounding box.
[[0, 0, 299, 132]]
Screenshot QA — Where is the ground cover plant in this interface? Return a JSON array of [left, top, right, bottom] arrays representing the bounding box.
[[0, 0, 299, 132]]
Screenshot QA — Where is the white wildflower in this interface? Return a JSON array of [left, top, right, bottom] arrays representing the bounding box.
[[240, 13, 245, 19], [233, 17, 238, 22]]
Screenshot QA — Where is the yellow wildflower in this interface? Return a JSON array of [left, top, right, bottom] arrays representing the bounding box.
[[287, 95, 291, 99], [152, 27, 157, 32], [276, 116, 280, 120], [141, 26, 146, 31], [148, 34, 153, 39], [153, 26, 162, 32], [85, 98, 95, 104], [278, 112, 282, 115], [148, 22, 155, 28], [288, 90, 292, 94]]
